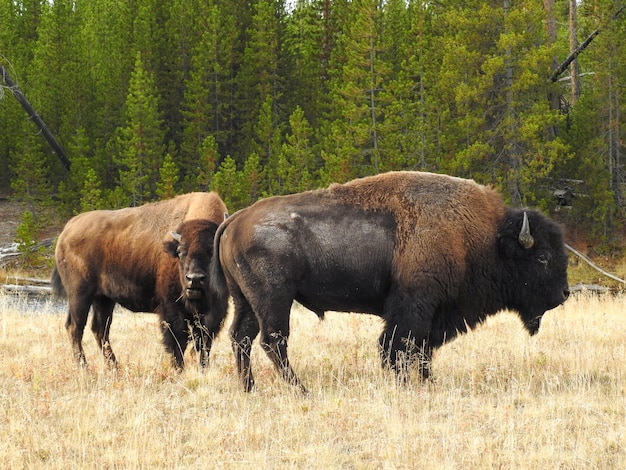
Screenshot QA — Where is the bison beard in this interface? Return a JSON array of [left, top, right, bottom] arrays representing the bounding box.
[[209, 171, 570, 393]]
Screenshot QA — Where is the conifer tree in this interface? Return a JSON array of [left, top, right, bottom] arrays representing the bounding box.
[[241, 152, 263, 206], [277, 106, 315, 193], [114, 53, 165, 206], [253, 96, 284, 194], [180, 1, 238, 188], [156, 154, 180, 200], [321, 0, 385, 179], [77, 0, 135, 189], [283, 0, 326, 127], [211, 155, 244, 210], [79, 168, 104, 213], [196, 135, 220, 192], [235, 0, 285, 162]]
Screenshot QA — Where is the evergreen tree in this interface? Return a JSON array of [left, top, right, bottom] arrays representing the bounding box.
[[241, 152, 264, 205], [377, 0, 434, 171], [253, 95, 284, 194], [235, 0, 285, 163], [79, 168, 104, 213], [22, 0, 80, 188], [10, 131, 51, 213], [277, 106, 315, 193], [283, 0, 326, 127], [57, 127, 92, 216], [320, 0, 385, 180], [156, 153, 180, 200], [77, 0, 135, 189], [211, 155, 245, 210], [180, 0, 238, 189], [196, 135, 220, 192], [114, 53, 165, 206]]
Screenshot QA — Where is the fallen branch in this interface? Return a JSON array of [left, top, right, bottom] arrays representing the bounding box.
[[565, 243, 626, 285], [1, 284, 52, 296]]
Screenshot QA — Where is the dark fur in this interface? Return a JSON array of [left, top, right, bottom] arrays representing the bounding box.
[[52, 192, 227, 369], [209, 171, 570, 392]]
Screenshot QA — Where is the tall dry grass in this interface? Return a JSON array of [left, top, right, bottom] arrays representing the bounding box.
[[1, 292, 624, 469]]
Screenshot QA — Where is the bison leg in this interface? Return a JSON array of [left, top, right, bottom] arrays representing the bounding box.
[[379, 325, 433, 381], [260, 332, 307, 395], [191, 312, 223, 369], [192, 328, 211, 369], [229, 290, 260, 392], [257, 303, 307, 394], [91, 295, 117, 367], [379, 293, 435, 382], [380, 291, 438, 382], [65, 289, 94, 367], [162, 323, 189, 370]]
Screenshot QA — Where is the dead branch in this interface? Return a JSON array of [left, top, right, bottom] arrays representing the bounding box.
[[565, 244, 626, 285], [549, 5, 626, 83]]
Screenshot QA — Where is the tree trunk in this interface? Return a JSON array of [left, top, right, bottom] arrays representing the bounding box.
[[1, 66, 71, 171], [569, 0, 581, 104], [549, 5, 625, 83]]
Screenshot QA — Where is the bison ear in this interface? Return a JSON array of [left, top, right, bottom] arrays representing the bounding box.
[[164, 232, 181, 258]]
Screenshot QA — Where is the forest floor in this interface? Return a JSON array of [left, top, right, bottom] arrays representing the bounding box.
[[0, 197, 26, 246]]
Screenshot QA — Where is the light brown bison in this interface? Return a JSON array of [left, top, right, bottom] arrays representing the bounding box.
[[209, 171, 570, 392], [51, 192, 228, 369]]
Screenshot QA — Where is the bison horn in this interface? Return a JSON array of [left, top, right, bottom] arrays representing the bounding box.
[[518, 212, 534, 249], [170, 231, 182, 242]]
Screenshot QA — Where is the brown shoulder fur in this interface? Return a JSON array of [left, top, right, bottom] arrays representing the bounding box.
[[327, 171, 506, 284]]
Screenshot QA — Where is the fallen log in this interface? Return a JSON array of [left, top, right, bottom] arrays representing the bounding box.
[[569, 283, 612, 294], [565, 244, 626, 285], [1, 284, 52, 296]]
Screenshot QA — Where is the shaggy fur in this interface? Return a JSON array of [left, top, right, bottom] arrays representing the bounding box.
[[52, 192, 227, 369], [209, 171, 570, 392]]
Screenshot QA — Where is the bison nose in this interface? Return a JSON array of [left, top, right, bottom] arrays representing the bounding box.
[[186, 272, 206, 288]]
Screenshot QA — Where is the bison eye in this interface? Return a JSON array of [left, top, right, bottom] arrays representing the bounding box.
[[176, 246, 187, 258], [538, 254, 549, 266]]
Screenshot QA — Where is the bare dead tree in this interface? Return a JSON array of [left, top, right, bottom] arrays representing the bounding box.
[[549, 4, 626, 83], [1, 64, 71, 171]]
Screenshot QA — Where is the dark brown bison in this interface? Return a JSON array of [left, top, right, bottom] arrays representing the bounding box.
[[209, 171, 570, 392], [51, 192, 228, 369]]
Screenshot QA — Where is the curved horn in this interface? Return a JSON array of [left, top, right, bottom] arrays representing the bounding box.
[[518, 212, 534, 249], [170, 231, 182, 242]]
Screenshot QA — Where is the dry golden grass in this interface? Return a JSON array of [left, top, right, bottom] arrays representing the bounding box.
[[1, 293, 624, 469]]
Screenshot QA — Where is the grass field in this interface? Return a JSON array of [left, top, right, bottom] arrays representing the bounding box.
[[1, 292, 624, 469]]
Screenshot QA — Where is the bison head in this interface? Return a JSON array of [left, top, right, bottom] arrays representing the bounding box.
[[498, 209, 570, 335], [165, 219, 219, 308]]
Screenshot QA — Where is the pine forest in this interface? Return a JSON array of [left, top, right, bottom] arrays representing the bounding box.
[[1, 0, 625, 246]]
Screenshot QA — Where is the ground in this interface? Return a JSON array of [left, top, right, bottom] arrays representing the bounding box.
[[0, 198, 26, 247]]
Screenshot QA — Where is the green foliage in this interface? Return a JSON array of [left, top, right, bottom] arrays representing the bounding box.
[[211, 156, 245, 211], [156, 153, 180, 200], [15, 210, 48, 267], [79, 168, 104, 213], [114, 53, 165, 206], [1, 0, 625, 244]]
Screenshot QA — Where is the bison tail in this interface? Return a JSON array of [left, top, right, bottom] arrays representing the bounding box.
[[50, 265, 67, 298], [208, 222, 229, 317]]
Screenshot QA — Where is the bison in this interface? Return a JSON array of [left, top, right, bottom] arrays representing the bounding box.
[[209, 171, 570, 392], [51, 192, 228, 370]]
